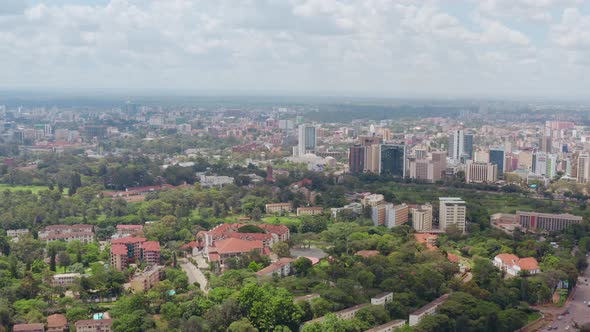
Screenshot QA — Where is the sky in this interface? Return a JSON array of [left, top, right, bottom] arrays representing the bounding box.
[[1, 0, 590, 99]]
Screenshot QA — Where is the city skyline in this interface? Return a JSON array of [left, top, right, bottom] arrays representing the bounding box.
[[1, 0, 590, 98]]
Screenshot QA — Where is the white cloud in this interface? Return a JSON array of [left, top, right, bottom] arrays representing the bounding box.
[[0, 0, 587, 97]]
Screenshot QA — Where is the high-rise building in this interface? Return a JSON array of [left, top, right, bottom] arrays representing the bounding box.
[[489, 148, 505, 176], [380, 144, 406, 177], [463, 132, 474, 159], [298, 125, 317, 156], [532, 152, 547, 177], [465, 161, 497, 183], [431, 151, 447, 182], [540, 135, 552, 153], [447, 130, 472, 161], [364, 144, 381, 173], [408, 158, 430, 181], [349, 145, 365, 174], [411, 204, 433, 232], [546, 154, 557, 179], [577, 153, 590, 184], [359, 135, 383, 147], [439, 197, 466, 233]]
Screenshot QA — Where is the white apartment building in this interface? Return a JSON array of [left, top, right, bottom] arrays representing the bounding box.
[[411, 204, 433, 232], [439, 197, 466, 233], [465, 161, 497, 183]]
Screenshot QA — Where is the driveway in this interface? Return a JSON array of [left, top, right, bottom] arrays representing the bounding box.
[[180, 258, 209, 294]]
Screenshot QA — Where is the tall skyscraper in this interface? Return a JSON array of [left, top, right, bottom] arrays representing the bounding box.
[[447, 130, 472, 161], [298, 125, 317, 156], [380, 144, 406, 177], [349, 145, 365, 174], [532, 152, 547, 176], [463, 132, 474, 159], [489, 148, 505, 176], [439, 197, 466, 234], [577, 153, 590, 184]]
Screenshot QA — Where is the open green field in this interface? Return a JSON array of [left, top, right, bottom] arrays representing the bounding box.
[[0, 184, 50, 194]]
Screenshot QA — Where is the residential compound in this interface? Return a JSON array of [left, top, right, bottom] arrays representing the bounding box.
[[494, 254, 540, 277], [197, 223, 290, 266], [110, 237, 161, 271], [39, 224, 95, 243]]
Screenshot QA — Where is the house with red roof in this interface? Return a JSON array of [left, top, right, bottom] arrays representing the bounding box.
[[206, 238, 264, 265], [47, 313, 68, 332], [256, 258, 294, 277], [493, 253, 540, 277]]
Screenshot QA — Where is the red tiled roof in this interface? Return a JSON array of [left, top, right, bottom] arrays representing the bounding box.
[[355, 250, 380, 258], [516, 257, 539, 271], [116, 224, 143, 230], [259, 224, 289, 235], [495, 253, 519, 265], [142, 241, 161, 252], [75, 319, 112, 327], [112, 237, 146, 245], [228, 232, 273, 241], [447, 253, 460, 263], [47, 314, 67, 327], [209, 253, 220, 261], [213, 238, 263, 254], [13, 323, 45, 332], [111, 244, 128, 255], [180, 241, 197, 250], [256, 258, 294, 276]]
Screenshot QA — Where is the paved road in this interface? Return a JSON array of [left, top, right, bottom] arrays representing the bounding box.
[[180, 258, 209, 294], [542, 256, 590, 331]]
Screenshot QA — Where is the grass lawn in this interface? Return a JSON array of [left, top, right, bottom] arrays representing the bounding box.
[[526, 311, 542, 323], [0, 183, 50, 194]]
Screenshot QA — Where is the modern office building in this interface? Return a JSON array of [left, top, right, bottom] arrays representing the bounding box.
[[532, 152, 547, 176], [516, 211, 582, 232], [465, 161, 497, 183], [364, 144, 381, 173], [297, 125, 317, 156], [380, 144, 406, 177], [489, 148, 505, 176], [439, 197, 466, 233], [448, 130, 472, 161], [577, 153, 590, 184], [349, 145, 365, 174]]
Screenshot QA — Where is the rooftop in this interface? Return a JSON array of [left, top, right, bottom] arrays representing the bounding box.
[[112, 236, 147, 245], [13, 323, 45, 332], [256, 257, 294, 276], [212, 238, 263, 254], [142, 241, 161, 252], [365, 320, 406, 332], [111, 244, 128, 255], [47, 314, 68, 327], [410, 294, 450, 316]]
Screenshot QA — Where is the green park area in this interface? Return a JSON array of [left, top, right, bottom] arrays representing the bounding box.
[[0, 184, 50, 194]]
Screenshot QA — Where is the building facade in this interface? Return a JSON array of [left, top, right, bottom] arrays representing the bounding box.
[[517, 211, 582, 232], [465, 161, 497, 183], [411, 204, 433, 232], [439, 197, 466, 233]]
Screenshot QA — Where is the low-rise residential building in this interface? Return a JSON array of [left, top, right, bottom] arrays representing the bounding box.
[[75, 319, 113, 332], [305, 303, 372, 325], [409, 294, 450, 326], [6, 229, 30, 241], [296, 206, 323, 216], [516, 211, 582, 232], [198, 175, 235, 188], [265, 202, 292, 214], [493, 254, 540, 276], [365, 320, 406, 332], [12, 324, 45, 332], [47, 314, 68, 332], [130, 265, 163, 292], [53, 273, 81, 287], [371, 292, 393, 305], [331, 202, 363, 218], [39, 224, 95, 243], [114, 224, 143, 237], [294, 293, 321, 303], [256, 258, 294, 277]]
